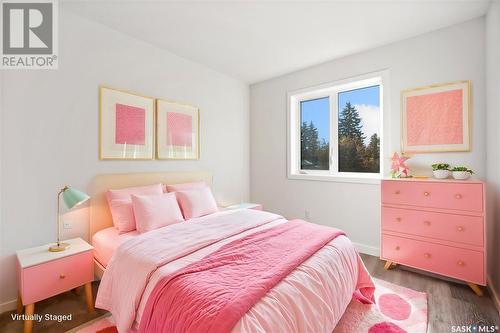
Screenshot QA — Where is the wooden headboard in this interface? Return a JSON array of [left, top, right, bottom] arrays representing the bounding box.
[[88, 171, 212, 238]]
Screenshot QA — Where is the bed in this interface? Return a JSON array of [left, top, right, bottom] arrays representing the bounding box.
[[88, 172, 374, 333]]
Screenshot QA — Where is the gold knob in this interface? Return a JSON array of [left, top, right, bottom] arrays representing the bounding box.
[[457, 226, 464, 232], [424, 192, 430, 196], [395, 246, 400, 251], [60, 274, 66, 279], [455, 194, 462, 199], [424, 220, 431, 226], [396, 217, 402, 222], [395, 190, 400, 195], [424, 253, 431, 259], [457, 260, 465, 266]]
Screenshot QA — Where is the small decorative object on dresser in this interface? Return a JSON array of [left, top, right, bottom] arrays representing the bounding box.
[[451, 166, 474, 180], [390, 152, 411, 178], [16, 238, 95, 333], [381, 178, 486, 296], [431, 163, 451, 179], [224, 203, 263, 211]]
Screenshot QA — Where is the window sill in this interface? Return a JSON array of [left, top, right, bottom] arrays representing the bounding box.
[[288, 173, 382, 185]]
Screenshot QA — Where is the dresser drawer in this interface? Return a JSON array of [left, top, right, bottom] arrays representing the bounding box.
[[382, 207, 483, 246], [382, 180, 483, 212], [20, 251, 93, 304], [382, 234, 484, 284]]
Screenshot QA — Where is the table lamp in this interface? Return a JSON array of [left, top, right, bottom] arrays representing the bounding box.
[[49, 185, 90, 252]]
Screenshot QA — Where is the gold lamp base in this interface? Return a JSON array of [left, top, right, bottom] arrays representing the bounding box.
[[49, 243, 70, 252]]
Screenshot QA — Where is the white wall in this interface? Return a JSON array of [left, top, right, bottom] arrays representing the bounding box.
[[250, 18, 485, 255], [486, 0, 500, 306], [0, 8, 249, 309]]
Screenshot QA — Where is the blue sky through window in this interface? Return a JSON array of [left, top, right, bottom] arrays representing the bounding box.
[[338, 85, 380, 106], [300, 97, 330, 142]]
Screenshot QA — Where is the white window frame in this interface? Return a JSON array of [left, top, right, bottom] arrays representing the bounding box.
[[287, 71, 388, 184]]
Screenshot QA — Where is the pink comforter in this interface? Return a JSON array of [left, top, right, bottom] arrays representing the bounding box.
[[140, 220, 365, 333], [96, 209, 374, 333]]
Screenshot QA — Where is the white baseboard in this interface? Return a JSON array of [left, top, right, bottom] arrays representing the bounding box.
[[487, 275, 500, 315], [0, 298, 16, 314], [352, 242, 380, 257]]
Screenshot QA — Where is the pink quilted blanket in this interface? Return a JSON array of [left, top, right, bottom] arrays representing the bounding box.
[[139, 220, 373, 333]]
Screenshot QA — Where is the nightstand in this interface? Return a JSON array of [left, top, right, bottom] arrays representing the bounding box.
[[16, 238, 94, 333], [224, 203, 263, 211]]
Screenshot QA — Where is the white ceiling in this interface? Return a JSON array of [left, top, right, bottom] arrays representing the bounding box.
[[63, 0, 491, 83]]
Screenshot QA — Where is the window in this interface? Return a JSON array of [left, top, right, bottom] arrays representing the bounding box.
[[288, 74, 384, 182]]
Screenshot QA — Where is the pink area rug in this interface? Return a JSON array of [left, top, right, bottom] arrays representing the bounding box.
[[74, 278, 427, 333], [71, 315, 116, 333], [334, 278, 428, 333]]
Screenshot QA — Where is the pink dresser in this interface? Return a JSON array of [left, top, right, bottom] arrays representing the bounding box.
[[381, 178, 486, 295]]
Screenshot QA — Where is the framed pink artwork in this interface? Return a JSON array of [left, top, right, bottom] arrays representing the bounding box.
[[401, 81, 470, 153], [99, 86, 155, 160], [156, 99, 199, 160]]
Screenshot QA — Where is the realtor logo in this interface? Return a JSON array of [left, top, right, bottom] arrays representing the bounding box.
[[1, 0, 58, 69]]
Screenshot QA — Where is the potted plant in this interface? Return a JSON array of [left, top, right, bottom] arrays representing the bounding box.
[[432, 163, 451, 179], [451, 166, 474, 180]]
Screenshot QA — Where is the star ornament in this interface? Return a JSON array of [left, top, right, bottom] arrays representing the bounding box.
[[391, 152, 411, 178]]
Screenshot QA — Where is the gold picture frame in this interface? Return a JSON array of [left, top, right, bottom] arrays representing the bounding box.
[[156, 98, 200, 160], [401, 80, 471, 154], [99, 86, 155, 160]]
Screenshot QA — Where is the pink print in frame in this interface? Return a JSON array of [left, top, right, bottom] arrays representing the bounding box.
[[166, 112, 193, 147], [100, 86, 154, 160], [156, 99, 199, 160], [115, 103, 146, 145], [401, 81, 470, 153]]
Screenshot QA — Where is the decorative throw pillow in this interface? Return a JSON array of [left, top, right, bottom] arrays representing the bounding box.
[[176, 187, 218, 219], [106, 184, 163, 232], [132, 193, 184, 233]]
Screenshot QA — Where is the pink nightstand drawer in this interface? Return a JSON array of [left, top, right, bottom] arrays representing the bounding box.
[[20, 251, 93, 305], [382, 180, 483, 212], [381, 207, 483, 246], [382, 234, 485, 285]]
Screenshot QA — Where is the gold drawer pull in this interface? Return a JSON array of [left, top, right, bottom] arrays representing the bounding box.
[[457, 260, 465, 266], [423, 253, 431, 259], [457, 226, 464, 232], [59, 274, 66, 279], [424, 220, 431, 226], [395, 190, 400, 195], [395, 246, 400, 251], [455, 194, 462, 199], [423, 192, 430, 196], [396, 217, 402, 222]]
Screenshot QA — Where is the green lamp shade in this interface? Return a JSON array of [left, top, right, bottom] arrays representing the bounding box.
[[62, 187, 90, 209]]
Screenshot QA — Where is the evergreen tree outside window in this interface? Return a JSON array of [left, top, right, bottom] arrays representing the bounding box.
[[338, 86, 380, 173]]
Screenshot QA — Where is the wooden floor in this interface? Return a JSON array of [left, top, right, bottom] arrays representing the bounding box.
[[0, 254, 498, 332]]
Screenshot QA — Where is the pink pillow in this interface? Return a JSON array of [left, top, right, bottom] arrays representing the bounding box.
[[132, 193, 184, 233], [106, 184, 163, 232], [165, 181, 207, 193], [108, 199, 136, 233], [176, 187, 218, 219]]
